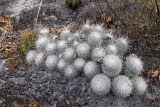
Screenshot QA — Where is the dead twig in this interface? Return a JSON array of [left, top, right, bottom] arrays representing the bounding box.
[[34, 0, 43, 28], [154, 0, 160, 15]]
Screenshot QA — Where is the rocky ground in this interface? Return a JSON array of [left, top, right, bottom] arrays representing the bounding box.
[[0, 0, 160, 107]]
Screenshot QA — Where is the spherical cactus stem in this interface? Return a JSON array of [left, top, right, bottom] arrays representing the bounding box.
[[112, 75, 133, 98], [91, 74, 111, 95]]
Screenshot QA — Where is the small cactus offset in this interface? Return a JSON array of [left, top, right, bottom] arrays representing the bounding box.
[[26, 23, 147, 98]]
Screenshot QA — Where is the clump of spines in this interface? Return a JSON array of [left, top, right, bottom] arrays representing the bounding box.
[[26, 23, 147, 98]]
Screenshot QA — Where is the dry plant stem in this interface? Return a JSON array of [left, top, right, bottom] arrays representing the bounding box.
[[154, 0, 159, 15], [104, 0, 126, 29], [34, 0, 43, 28]]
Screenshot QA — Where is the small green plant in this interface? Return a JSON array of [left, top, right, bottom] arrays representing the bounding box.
[[19, 29, 36, 54], [66, 0, 81, 10]]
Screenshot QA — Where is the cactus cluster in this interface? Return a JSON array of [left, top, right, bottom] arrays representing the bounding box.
[[26, 23, 147, 98]]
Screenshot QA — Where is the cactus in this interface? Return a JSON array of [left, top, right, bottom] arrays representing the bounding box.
[[132, 77, 147, 95], [58, 59, 68, 71], [91, 47, 106, 62], [39, 27, 49, 37], [88, 31, 103, 47], [73, 58, 86, 72], [46, 55, 59, 70], [45, 42, 57, 55], [102, 55, 122, 77], [72, 40, 80, 49], [84, 61, 100, 78], [92, 24, 104, 33], [105, 44, 118, 55], [64, 65, 78, 77], [25, 23, 147, 98], [124, 54, 143, 77], [34, 52, 45, 66], [80, 22, 92, 36], [115, 37, 129, 55], [112, 75, 133, 98], [26, 50, 37, 64], [36, 36, 50, 51], [91, 74, 111, 95], [76, 43, 90, 59], [63, 48, 75, 62], [57, 40, 67, 53], [60, 28, 71, 40]]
